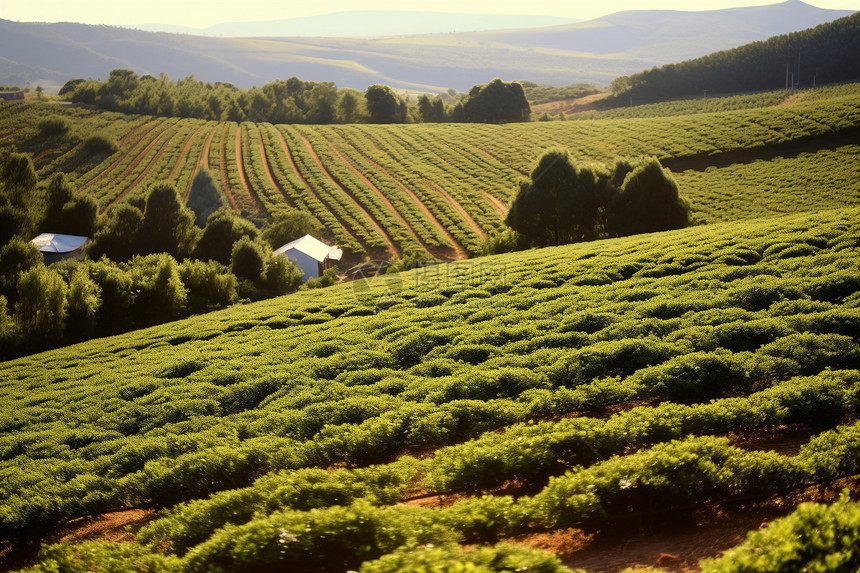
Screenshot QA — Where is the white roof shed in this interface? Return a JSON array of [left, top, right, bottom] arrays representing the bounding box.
[[31, 233, 90, 263], [274, 235, 342, 281]]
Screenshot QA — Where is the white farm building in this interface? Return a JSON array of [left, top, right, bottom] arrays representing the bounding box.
[[31, 233, 90, 264], [274, 235, 342, 282]]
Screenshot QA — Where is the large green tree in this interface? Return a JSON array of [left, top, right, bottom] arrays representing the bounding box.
[[140, 182, 198, 259], [506, 151, 691, 247], [609, 159, 691, 236], [462, 79, 530, 123], [365, 84, 399, 124], [505, 149, 612, 246]]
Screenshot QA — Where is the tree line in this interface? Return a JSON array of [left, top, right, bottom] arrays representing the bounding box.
[[488, 150, 691, 252], [610, 11, 860, 102], [62, 72, 531, 125], [0, 151, 329, 358]]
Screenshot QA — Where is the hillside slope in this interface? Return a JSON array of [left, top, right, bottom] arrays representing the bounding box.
[[2, 84, 859, 262], [0, 1, 853, 92], [612, 9, 860, 101], [1, 206, 859, 571]]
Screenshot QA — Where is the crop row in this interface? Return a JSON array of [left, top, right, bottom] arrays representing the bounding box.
[[33, 423, 860, 572], [2, 90, 859, 262], [0, 207, 857, 541]]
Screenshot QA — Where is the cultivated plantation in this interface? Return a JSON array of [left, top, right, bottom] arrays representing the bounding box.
[[1, 82, 860, 571], [1, 82, 859, 263]]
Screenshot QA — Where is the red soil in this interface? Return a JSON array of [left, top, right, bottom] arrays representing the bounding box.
[[426, 180, 486, 240], [301, 134, 399, 258], [234, 126, 264, 213], [259, 134, 294, 208]]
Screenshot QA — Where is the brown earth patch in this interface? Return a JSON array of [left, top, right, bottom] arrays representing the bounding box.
[[235, 126, 264, 213], [426, 180, 486, 240], [259, 133, 294, 208], [301, 134, 399, 258], [482, 191, 508, 218]]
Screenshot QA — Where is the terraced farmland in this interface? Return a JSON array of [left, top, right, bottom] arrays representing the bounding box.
[[2, 206, 860, 571], [2, 84, 860, 262]]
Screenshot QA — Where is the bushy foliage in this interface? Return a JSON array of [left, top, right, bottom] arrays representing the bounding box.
[[194, 208, 259, 265], [463, 78, 531, 123], [700, 492, 860, 573], [186, 168, 224, 227], [506, 151, 690, 247]]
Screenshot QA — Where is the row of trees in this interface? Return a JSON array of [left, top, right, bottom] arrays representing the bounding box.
[[503, 150, 691, 248], [610, 11, 860, 102], [0, 151, 324, 357], [62, 71, 532, 125]]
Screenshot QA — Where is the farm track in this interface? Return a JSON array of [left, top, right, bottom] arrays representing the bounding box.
[[169, 124, 205, 180], [661, 125, 860, 172], [483, 191, 508, 218], [78, 121, 162, 193], [235, 127, 263, 213], [218, 125, 239, 211], [326, 142, 435, 259], [99, 128, 175, 213], [181, 126, 215, 201], [258, 135, 293, 208], [426, 180, 487, 240], [270, 127, 363, 251], [339, 143, 468, 260], [301, 135, 399, 258]]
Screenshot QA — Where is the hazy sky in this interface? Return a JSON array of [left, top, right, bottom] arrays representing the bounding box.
[[1, 0, 858, 28]]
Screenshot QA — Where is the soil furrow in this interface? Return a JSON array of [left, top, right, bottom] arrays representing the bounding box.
[[101, 128, 176, 213], [259, 134, 294, 208], [337, 142, 468, 260], [426, 180, 486, 240], [483, 191, 508, 218], [219, 125, 239, 211], [235, 127, 263, 213], [301, 135, 398, 258], [327, 142, 430, 257]]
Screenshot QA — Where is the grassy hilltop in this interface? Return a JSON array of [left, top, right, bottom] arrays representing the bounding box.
[[1, 82, 860, 570]]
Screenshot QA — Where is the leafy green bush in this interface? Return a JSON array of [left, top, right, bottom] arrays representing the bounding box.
[[700, 492, 860, 573]]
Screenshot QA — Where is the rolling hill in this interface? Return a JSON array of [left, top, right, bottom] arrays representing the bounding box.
[[2, 82, 859, 264], [2, 38, 860, 573], [1, 1, 854, 93], [2, 203, 859, 571]]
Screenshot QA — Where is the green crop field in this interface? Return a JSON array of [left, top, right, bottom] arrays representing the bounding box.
[[1, 205, 860, 571], [2, 84, 860, 571], [2, 83, 859, 262]]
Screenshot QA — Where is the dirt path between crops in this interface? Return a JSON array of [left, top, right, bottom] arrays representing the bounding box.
[[301, 135, 399, 258], [661, 126, 860, 173], [271, 129, 361, 250], [327, 142, 451, 260], [0, 509, 155, 572], [335, 141, 468, 260], [98, 128, 175, 213], [80, 121, 160, 193], [426, 180, 486, 240], [235, 127, 264, 213], [183, 125, 217, 201], [169, 124, 205, 181], [218, 125, 239, 211], [483, 191, 508, 218], [259, 134, 294, 208]]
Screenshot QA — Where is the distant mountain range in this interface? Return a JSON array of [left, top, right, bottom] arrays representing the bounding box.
[[134, 11, 582, 38], [0, 1, 854, 94]]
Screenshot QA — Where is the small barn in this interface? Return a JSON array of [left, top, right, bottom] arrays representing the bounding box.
[[31, 233, 90, 264], [274, 235, 342, 282], [0, 91, 24, 101]]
